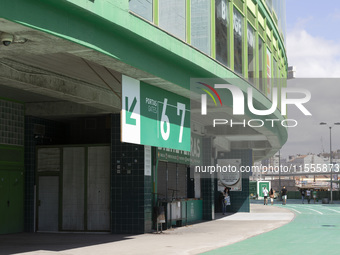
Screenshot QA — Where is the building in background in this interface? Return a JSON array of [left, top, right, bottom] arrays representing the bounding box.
[[255, 153, 340, 192], [0, 0, 287, 235]]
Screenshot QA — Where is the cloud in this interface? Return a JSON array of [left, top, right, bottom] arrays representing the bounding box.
[[278, 7, 340, 158], [329, 9, 340, 21], [287, 29, 340, 77], [291, 16, 314, 30], [281, 78, 340, 158]]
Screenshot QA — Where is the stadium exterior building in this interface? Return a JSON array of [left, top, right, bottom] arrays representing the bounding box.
[[0, 0, 287, 234]]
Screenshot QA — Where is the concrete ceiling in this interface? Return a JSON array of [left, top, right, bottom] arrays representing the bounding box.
[[0, 18, 188, 120]]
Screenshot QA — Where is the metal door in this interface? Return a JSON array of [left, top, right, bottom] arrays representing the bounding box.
[[38, 176, 59, 231], [87, 146, 110, 231], [62, 147, 85, 231], [8, 171, 24, 233], [0, 171, 9, 234]]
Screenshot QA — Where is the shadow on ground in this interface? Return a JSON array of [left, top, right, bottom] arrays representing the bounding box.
[[0, 232, 135, 255]]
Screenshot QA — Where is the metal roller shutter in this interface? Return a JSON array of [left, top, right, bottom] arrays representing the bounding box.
[[157, 161, 167, 200], [177, 164, 187, 198], [167, 162, 177, 200], [157, 162, 188, 200]]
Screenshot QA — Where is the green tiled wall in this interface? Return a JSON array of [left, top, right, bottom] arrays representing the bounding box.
[[0, 99, 24, 146], [217, 149, 252, 213], [111, 114, 152, 234], [201, 137, 215, 220]]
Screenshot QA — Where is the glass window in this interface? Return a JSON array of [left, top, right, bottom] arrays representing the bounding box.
[[273, 59, 278, 107], [273, 0, 279, 16], [159, 0, 186, 41], [259, 37, 264, 92], [266, 0, 273, 10], [247, 23, 255, 84], [215, 0, 229, 67], [278, 67, 281, 110], [273, 0, 286, 44], [129, 0, 153, 22], [191, 0, 211, 55], [273, 59, 278, 78], [233, 8, 243, 75], [266, 48, 272, 98]]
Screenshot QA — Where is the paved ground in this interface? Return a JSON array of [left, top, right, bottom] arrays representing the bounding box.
[[0, 203, 294, 255], [205, 200, 340, 255]]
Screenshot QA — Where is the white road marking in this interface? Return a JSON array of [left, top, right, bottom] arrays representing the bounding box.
[[288, 208, 302, 214], [306, 208, 323, 215], [325, 208, 340, 214]]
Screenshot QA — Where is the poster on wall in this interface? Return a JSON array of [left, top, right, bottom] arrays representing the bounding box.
[[216, 159, 242, 191], [156, 132, 203, 165], [122, 75, 191, 151], [266, 47, 272, 99]]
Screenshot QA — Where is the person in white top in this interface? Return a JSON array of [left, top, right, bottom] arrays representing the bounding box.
[[263, 187, 269, 205], [306, 189, 311, 204]]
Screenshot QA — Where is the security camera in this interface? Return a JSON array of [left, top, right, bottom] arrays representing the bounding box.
[[0, 32, 14, 46]]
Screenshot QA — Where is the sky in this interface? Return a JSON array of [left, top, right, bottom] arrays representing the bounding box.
[[280, 0, 340, 158], [285, 0, 340, 77]]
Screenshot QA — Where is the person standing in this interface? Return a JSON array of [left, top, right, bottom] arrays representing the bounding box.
[[281, 186, 287, 205], [313, 189, 317, 204], [306, 189, 311, 204], [300, 189, 305, 204], [263, 187, 269, 205], [222, 187, 230, 215], [269, 188, 275, 205]]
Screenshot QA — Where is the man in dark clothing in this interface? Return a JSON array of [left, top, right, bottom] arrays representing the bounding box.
[[281, 186, 287, 205], [300, 189, 305, 204]]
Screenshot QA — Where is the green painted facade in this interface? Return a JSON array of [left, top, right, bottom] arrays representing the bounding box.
[[0, 145, 24, 234], [0, 98, 25, 234], [0, 1, 287, 88]]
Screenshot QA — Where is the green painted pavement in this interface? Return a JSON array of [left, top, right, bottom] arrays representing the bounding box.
[[204, 204, 340, 255]]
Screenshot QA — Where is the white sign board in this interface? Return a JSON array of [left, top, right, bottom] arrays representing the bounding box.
[[144, 146, 152, 176]]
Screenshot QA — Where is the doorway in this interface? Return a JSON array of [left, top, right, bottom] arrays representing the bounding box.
[[36, 145, 110, 232]]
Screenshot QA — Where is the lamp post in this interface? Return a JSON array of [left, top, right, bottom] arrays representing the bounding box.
[[320, 122, 340, 203], [278, 150, 282, 201]]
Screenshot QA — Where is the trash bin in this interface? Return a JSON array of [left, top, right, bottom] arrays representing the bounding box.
[[322, 198, 329, 204]]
